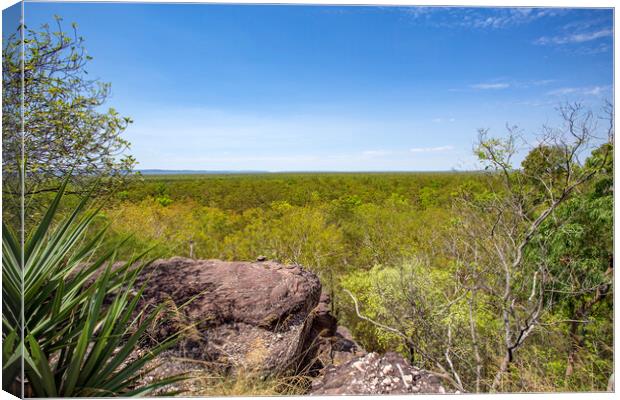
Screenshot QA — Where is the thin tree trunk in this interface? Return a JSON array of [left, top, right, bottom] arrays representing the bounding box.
[[491, 352, 511, 392], [565, 300, 578, 379], [565, 319, 579, 379], [469, 292, 483, 393]]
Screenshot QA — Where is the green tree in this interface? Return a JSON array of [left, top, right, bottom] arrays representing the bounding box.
[[531, 142, 613, 382], [462, 102, 613, 391], [521, 144, 572, 204], [2, 16, 135, 203], [338, 103, 613, 393]]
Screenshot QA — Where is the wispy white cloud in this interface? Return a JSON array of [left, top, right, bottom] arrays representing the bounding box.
[[459, 79, 553, 92], [546, 85, 611, 97], [401, 7, 562, 30], [547, 87, 579, 96], [530, 79, 556, 86], [362, 150, 391, 156], [432, 117, 456, 123], [514, 99, 555, 107], [402, 6, 434, 19], [575, 43, 611, 55], [561, 17, 609, 32], [535, 28, 612, 45], [583, 86, 610, 96], [410, 145, 454, 153], [470, 82, 510, 90]]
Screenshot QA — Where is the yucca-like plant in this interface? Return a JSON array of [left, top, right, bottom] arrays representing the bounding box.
[[2, 180, 185, 396]]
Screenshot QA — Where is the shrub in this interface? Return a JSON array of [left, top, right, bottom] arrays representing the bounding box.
[[2, 180, 184, 396]]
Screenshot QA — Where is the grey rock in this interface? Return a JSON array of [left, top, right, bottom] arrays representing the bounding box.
[[311, 352, 449, 395]]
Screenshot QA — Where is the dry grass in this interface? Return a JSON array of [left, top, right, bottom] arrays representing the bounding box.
[[139, 353, 313, 397], [243, 337, 270, 368], [191, 368, 311, 396]]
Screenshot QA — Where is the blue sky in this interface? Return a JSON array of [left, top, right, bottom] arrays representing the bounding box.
[[8, 3, 615, 171]]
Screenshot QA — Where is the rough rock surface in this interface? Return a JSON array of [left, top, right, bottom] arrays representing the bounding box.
[[133, 257, 322, 373], [313, 292, 338, 337], [328, 326, 367, 366], [310, 293, 366, 369], [111, 257, 450, 395], [311, 352, 449, 395]]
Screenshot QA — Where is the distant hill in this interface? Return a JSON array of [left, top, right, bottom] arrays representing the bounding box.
[[138, 169, 269, 175]]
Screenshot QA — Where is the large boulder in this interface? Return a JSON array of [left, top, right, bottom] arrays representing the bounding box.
[[133, 257, 322, 373], [311, 352, 449, 395]]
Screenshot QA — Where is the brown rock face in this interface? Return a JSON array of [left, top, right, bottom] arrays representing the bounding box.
[[116, 257, 449, 395], [311, 352, 449, 395], [313, 292, 338, 337], [134, 257, 322, 373], [308, 293, 366, 369]]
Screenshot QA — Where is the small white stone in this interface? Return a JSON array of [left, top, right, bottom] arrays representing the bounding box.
[[382, 378, 392, 385], [404, 375, 413, 384], [352, 361, 365, 373], [382, 365, 393, 374]]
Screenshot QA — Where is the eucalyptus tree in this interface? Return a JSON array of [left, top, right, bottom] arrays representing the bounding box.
[[2, 16, 136, 210], [452, 102, 613, 391]]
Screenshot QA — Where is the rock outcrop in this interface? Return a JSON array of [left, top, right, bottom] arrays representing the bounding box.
[[133, 257, 322, 373], [311, 352, 449, 395], [123, 257, 450, 395], [309, 293, 366, 369]]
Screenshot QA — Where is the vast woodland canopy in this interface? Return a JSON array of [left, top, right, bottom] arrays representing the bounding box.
[[100, 136, 613, 392]]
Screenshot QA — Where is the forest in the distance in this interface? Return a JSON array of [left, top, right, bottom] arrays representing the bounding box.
[[97, 149, 613, 393]]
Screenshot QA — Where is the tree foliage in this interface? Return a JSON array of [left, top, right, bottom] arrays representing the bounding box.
[[2, 16, 135, 202]]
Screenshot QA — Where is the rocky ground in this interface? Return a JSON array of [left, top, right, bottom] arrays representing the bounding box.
[[311, 352, 449, 395], [128, 257, 450, 395]]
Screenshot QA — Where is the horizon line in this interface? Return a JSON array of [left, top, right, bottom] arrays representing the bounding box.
[[138, 168, 483, 173]]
